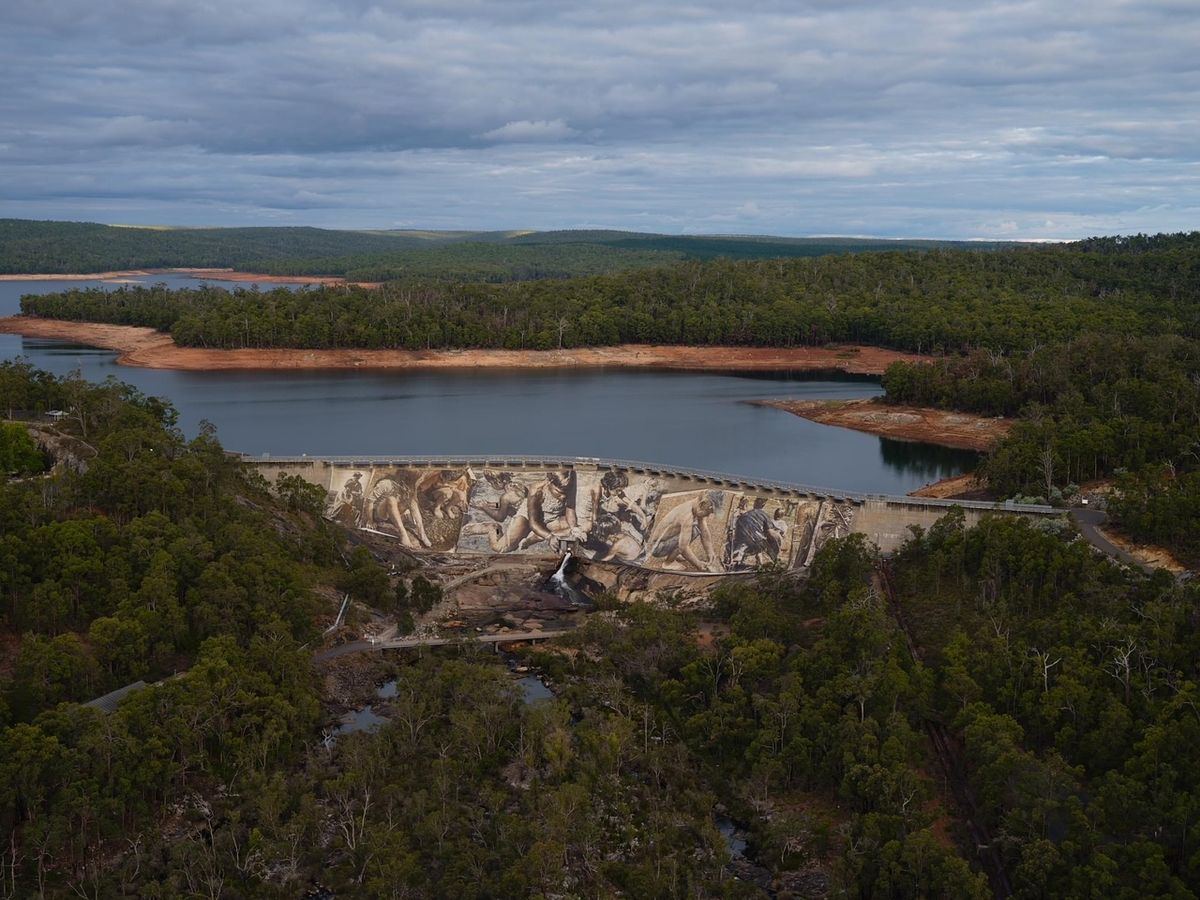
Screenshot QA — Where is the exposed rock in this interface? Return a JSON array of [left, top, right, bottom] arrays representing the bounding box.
[[23, 422, 95, 472]]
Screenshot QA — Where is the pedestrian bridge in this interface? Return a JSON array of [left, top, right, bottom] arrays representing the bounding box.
[[245, 454, 1058, 575]]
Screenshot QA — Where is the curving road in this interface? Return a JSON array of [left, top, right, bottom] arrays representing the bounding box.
[[1072, 508, 1159, 574]]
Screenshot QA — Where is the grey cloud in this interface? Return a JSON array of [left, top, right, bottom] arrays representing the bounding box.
[[0, 0, 1197, 237]]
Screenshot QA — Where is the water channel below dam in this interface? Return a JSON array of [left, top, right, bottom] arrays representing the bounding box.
[[0, 276, 977, 494]]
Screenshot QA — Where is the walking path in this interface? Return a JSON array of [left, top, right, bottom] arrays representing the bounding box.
[[315, 628, 573, 661]]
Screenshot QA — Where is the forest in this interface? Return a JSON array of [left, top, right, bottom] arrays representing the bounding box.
[[2, 364, 1197, 897], [20, 234, 1200, 352], [0, 218, 1001, 281]]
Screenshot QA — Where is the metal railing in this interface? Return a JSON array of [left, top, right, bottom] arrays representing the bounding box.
[[241, 452, 1058, 515]]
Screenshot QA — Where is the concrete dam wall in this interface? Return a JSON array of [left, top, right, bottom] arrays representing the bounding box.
[[246, 455, 1058, 575]]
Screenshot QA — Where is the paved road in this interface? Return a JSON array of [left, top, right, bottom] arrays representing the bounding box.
[[1072, 508, 1159, 574], [315, 629, 574, 661]]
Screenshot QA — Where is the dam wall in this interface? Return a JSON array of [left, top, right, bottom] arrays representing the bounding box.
[[246, 455, 1058, 574]]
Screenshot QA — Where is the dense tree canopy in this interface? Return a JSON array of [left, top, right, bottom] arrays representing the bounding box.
[[21, 233, 1200, 352], [0, 218, 995, 280], [1, 363, 1197, 896]]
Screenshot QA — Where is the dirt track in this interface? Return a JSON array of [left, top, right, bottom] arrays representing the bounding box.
[[0, 317, 929, 374], [758, 397, 1011, 451]]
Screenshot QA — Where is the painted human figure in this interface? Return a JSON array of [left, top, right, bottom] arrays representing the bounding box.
[[730, 497, 782, 567], [648, 494, 723, 572], [473, 475, 529, 523], [416, 470, 471, 522], [328, 471, 365, 525], [585, 470, 653, 562], [466, 472, 583, 553], [365, 476, 431, 549]]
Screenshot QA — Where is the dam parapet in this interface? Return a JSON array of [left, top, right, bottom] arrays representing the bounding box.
[[244, 454, 1058, 574]]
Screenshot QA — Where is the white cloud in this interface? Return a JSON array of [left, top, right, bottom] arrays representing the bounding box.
[[481, 119, 579, 143]]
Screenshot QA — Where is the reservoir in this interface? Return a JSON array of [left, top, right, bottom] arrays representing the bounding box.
[[0, 277, 976, 494]]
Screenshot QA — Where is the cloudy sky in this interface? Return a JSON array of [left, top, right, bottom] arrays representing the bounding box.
[[1, 0, 1197, 237]]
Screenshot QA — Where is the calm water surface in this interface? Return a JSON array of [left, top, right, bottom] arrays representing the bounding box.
[[0, 278, 976, 493]]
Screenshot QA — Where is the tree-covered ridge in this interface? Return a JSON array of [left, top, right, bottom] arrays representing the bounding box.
[[246, 240, 687, 282], [0, 363, 334, 891], [0, 219, 438, 274], [0, 218, 1006, 279], [891, 513, 1200, 897], [0, 363, 330, 714], [21, 233, 1200, 351]]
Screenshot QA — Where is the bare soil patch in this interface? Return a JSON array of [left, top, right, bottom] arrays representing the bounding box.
[[757, 398, 1011, 451], [0, 317, 929, 374], [910, 472, 988, 499], [1096, 526, 1188, 574], [0, 270, 155, 281]]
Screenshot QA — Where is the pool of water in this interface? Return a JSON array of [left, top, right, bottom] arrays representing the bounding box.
[[1, 277, 978, 494]]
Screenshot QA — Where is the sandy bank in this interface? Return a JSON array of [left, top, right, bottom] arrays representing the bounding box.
[[166, 268, 381, 287], [0, 316, 927, 374], [1096, 526, 1187, 574], [0, 268, 379, 287], [757, 398, 1011, 451], [909, 472, 986, 499], [0, 270, 155, 281]]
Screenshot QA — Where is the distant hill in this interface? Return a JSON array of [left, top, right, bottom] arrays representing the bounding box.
[[0, 218, 1020, 282]]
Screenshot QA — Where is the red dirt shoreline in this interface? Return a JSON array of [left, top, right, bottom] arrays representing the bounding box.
[[0, 316, 929, 374], [757, 398, 1011, 451], [0, 268, 380, 287]]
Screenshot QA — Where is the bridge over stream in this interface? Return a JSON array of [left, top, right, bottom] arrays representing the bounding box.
[[246, 454, 1060, 574]]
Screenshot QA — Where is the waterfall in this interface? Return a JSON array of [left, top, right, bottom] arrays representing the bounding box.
[[546, 552, 591, 607], [549, 552, 571, 589]]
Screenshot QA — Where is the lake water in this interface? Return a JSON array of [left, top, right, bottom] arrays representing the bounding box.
[[0, 277, 977, 494]]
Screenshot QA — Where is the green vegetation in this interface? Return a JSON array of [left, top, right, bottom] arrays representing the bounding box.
[[882, 334, 1200, 494], [892, 512, 1200, 896], [0, 363, 338, 894], [22, 235, 1199, 351], [0, 422, 43, 475], [0, 218, 435, 274], [1, 362, 1198, 896], [0, 217, 1006, 281], [249, 241, 684, 282], [865, 235, 1200, 562]]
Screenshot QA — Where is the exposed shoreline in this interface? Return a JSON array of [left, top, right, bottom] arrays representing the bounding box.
[[0, 316, 929, 374], [756, 397, 1011, 451], [0, 268, 380, 287], [908, 472, 987, 499]]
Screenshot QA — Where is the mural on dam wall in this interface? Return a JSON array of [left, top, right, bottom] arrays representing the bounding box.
[[322, 465, 855, 572], [791, 498, 857, 568], [459, 468, 667, 562], [644, 489, 732, 573], [459, 469, 588, 554], [579, 469, 662, 564], [327, 466, 472, 551], [725, 495, 800, 571]]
